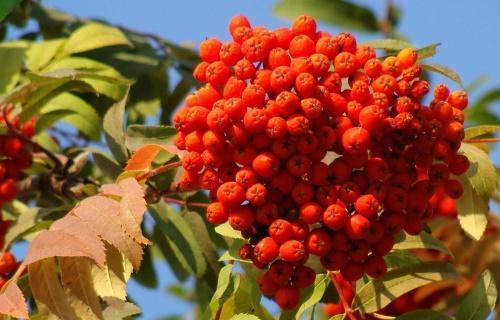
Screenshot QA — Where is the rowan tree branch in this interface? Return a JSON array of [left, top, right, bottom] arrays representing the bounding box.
[[330, 273, 358, 320]]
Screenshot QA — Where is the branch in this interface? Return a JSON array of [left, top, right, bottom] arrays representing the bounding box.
[[330, 273, 357, 320], [135, 161, 182, 181], [163, 196, 209, 208], [17, 173, 99, 201], [381, 0, 393, 38]]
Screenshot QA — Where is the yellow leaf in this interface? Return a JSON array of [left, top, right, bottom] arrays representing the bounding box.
[[102, 297, 140, 319], [29, 259, 78, 320], [91, 244, 132, 301], [60, 257, 103, 320]]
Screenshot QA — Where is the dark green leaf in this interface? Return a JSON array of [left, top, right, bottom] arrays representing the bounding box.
[[456, 270, 497, 320], [274, 0, 379, 32], [91, 151, 122, 180], [388, 4, 402, 27], [151, 226, 189, 282], [393, 232, 453, 257], [422, 63, 464, 88], [467, 88, 500, 125], [0, 0, 22, 21], [384, 250, 422, 268], [125, 125, 176, 151], [396, 310, 452, 320], [132, 245, 158, 288], [149, 203, 207, 277], [103, 88, 129, 164], [353, 261, 459, 313], [456, 143, 496, 240], [161, 79, 192, 121]]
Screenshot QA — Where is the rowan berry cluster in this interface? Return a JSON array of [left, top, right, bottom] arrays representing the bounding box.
[[173, 15, 469, 310], [0, 107, 35, 288]]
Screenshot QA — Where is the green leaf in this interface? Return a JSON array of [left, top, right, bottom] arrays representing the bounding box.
[[396, 310, 452, 320], [230, 315, 261, 320], [456, 270, 497, 320], [38, 92, 102, 140], [91, 151, 122, 180], [215, 223, 244, 240], [202, 264, 234, 320], [103, 88, 129, 164], [384, 250, 422, 268], [0, 41, 27, 94], [151, 226, 190, 282], [466, 88, 500, 125], [219, 239, 249, 263], [456, 143, 496, 240], [328, 315, 345, 320], [353, 261, 459, 313], [416, 43, 440, 60], [26, 39, 66, 72], [125, 125, 177, 151], [295, 274, 329, 319], [274, 0, 379, 32], [393, 232, 453, 257], [132, 245, 158, 288], [35, 110, 75, 134], [0, 0, 21, 21], [64, 23, 132, 55], [464, 125, 500, 139], [43, 57, 131, 101], [422, 63, 464, 88], [182, 210, 222, 289], [362, 39, 415, 51], [149, 202, 207, 277]]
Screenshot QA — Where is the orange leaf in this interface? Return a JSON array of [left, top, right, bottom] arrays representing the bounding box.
[[125, 143, 182, 171], [73, 196, 144, 270], [0, 283, 29, 318], [24, 230, 104, 266], [102, 178, 149, 245]]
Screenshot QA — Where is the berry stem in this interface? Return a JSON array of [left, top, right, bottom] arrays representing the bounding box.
[[330, 273, 358, 320], [135, 161, 182, 181], [463, 137, 500, 143], [163, 196, 209, 208], [1, 104, 64, 171]]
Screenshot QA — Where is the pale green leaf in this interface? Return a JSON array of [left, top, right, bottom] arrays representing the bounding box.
[[362, 39, 415, 51], [295, 274, 329, 319], [202, 264, 234, 320], [416, 43, 440, 60], [353, 261, 459, 313], [422, 63, 464, 88], [456, 143, 496, 240], [65, 23, 132, 55], [26, 39, 66, 71], [215, 223, 244, 240], [464, 125, 500, 139], [456, 270, 497, 320], [393, 232, 453, 257], [230, 314, 261, 320]]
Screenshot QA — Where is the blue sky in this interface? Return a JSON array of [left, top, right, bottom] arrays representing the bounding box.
[[15, 0, 500, 318]]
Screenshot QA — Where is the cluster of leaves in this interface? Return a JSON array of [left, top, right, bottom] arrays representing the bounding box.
[[0, 1, 497, 319]]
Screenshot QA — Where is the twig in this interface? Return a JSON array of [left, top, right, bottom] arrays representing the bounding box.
[[381, 0, 393, 38], [330, 273, 357, 320], [163, 196, 209, 208], [463, 138, 500, 143], [1, 105, 64, 171], [135, 161, 182, 181]]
